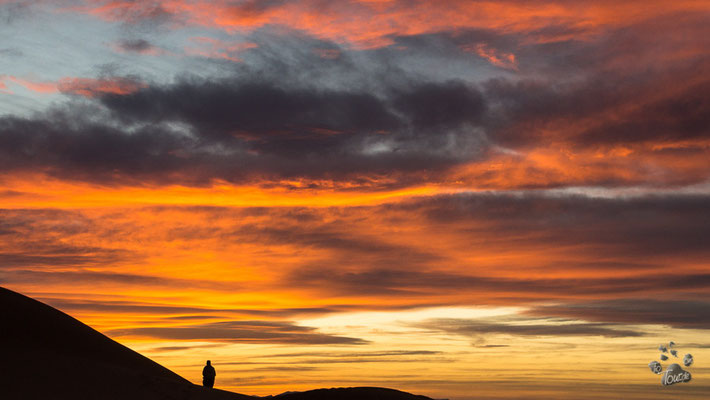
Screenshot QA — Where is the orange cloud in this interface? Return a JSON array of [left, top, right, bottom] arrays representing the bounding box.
[[0, 173, 444, 210], [5, 76, 59, 94], [445, 141, 710, 190], [4, 185, 707, 310], [57, 77, 146, 97], [80, 0, 710, 48], [463, 43, 517, 70], [0, 76, 146, 97]]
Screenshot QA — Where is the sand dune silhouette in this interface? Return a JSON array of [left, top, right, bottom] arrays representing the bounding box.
[[0, 287, 433, 400]]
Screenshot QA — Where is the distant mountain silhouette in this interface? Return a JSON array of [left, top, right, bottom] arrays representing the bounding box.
[[0, 287, 433, 400], [273, 387, 434, 399]]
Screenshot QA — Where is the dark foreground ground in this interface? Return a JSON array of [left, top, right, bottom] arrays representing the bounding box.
[[0, 286, 433, 400]]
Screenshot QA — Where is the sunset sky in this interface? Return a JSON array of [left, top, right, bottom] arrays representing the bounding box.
[[1, 1, 709, 399]]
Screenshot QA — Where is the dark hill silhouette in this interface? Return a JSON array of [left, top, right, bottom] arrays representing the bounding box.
[[0, 286, 254, 400], [274, 387, 434, 399], [0, 287, 434, 400]]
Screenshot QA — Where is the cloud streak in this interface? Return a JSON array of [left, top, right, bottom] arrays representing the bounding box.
[[414, 317, 644, 338], [527, 299, 710, 330], [109, 320, 368, 345]]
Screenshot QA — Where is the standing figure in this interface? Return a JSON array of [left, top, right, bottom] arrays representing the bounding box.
[[202, 360, 216, 388]]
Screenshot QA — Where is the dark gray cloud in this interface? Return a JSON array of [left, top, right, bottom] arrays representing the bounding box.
[[296, 356, 452, 365], [113, 38, 157, 54], [413, 317, 644, 338], [100, 79, 400, 137], [97, 76, 487, 178], [37, 297, 343, 318], [527, 299, 710, 330], [37, 297, 226, 315], [1, 41, 707, 188], [483, 72, 710, 148], [150, 344, 226, 352], [288, 266, 710, 299], [576, 80, 710, 145], [0, 249, 127, 268], [250, 366, 320, 372], [0, 115, 202, 184], [1, 1, 708, 190], [109, 320, 368, 345], [259, 350, 442, 358], [384, 15, 710, 152], [1, 269, 229, 289], [475, 12, 710, 149], [151, 346, 194, 351], [0, 75, 488, 186], [391, 81, 486, 130], [399, 193, 710, 258]]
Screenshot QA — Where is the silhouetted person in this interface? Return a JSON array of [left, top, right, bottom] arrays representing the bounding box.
[[202, 360, 216, 388]]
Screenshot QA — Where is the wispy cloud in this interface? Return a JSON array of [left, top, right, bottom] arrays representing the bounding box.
[[412, 317, 644, 338], [109, 320, 369, 345]]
